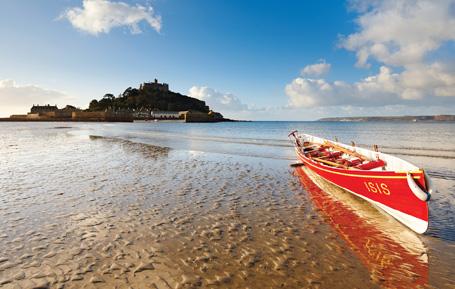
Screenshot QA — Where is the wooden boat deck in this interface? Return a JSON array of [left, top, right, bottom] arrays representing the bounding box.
[[300, 141, 386, 171]]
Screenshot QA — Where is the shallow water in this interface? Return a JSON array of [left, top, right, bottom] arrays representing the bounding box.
[[0, 121, 454, 288]]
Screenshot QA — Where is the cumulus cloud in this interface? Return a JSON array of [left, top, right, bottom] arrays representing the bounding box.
[[340, 0, 455, 67], [60, 0, 161, 35], [286, 0, 455, 109], [0, 79, 70, 116], [301, 60, 331, 76], [188, 86, 249, 112], [286, 64, 455, 108], [287, 66, 395, 108]]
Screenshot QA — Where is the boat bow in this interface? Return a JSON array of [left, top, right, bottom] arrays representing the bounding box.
[[289, 130, 431, 234]]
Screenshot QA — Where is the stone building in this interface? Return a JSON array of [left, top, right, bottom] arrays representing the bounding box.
[[179, 110, 224, 122], [60, 105, 79, 112], [140, 79, 169, 92], [27, 104, 81, 119], [71, 111, 133, 122], [30, 104, 58, 114], [151, 111, 181, 119]]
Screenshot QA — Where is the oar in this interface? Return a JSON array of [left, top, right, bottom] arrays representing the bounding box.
[[323, 140, 368, 161], [312, 157, 349, 169], [290, 162, 305, 167]]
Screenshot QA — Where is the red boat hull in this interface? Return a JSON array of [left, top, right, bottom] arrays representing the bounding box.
[[295, 167, 428, 288], [296, 148, 429, 233]]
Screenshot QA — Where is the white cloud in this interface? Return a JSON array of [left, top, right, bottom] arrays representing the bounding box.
[[286, 64, 455, 108], [0, 79, 70, 117], [189, 86, 249, 112], [286, 0, 455, 110], [60, 0, 161, 35], [341, 0, 455, 67], [301, 60, 331, 76], [286, 66, 396, 108]]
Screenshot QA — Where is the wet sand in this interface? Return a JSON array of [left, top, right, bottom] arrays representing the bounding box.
[[0, 124, 454, 288]]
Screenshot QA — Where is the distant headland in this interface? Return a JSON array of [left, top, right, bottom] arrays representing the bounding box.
[[0, 79, 232, 123], [318, 115, 455, 122]]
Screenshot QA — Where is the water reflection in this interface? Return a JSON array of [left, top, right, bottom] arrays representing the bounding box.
[[295, 166, 428, 289]]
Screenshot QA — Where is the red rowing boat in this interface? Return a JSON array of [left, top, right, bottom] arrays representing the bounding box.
[[288, 130, 435, 234], [294, 167, 428, 288]]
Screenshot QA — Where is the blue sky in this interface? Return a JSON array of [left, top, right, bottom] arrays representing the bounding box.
[[0, 0, 454, 119]]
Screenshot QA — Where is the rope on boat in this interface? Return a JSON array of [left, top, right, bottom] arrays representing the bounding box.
[[423, 170, 436, 197], [407, 173, 431, 202]]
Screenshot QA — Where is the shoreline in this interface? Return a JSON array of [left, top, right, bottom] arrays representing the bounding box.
[[319, 115, 455, 122], [0, 118, 242, 123]]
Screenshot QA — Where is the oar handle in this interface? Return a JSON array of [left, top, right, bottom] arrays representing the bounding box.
[[288, 130, 298, 137], [288, 130, 303, 147]]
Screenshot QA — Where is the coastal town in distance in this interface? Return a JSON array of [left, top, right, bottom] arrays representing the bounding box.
[[1, 79, 227, 122], [1, 78, 453, 123]]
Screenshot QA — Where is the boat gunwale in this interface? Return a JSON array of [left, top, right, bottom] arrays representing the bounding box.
[[296, 148, 423, 179], [294, 133, 423, 176]]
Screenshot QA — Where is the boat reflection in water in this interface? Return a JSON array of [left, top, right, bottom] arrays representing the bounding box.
[[294, 166, 428, 289]]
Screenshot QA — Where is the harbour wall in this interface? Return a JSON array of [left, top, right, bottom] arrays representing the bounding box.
[[1, 110, 226, 123]]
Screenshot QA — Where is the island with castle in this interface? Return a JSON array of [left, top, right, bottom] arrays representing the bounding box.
[[1, 79, 230, 123]]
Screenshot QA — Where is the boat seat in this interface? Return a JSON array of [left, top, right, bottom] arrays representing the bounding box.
[[347, 158, 362, 166], [309, 150, 323, 157], [321, 151, 343, 159], [356, 159, 386, 170], [329, 151, 343, 158], [302, 145, 317, 152], [337, 158, 361, 167]]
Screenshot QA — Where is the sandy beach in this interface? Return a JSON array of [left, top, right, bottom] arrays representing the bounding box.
[[0, 122, 454, 288], [2, 0, 454, 287]]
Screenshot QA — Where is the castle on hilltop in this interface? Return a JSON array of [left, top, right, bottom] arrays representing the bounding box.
[[3, 78, 228, 122], [139, 78, 169, 92]]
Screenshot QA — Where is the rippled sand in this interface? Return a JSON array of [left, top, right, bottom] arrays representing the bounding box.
[[0, 124, 454, 289]]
